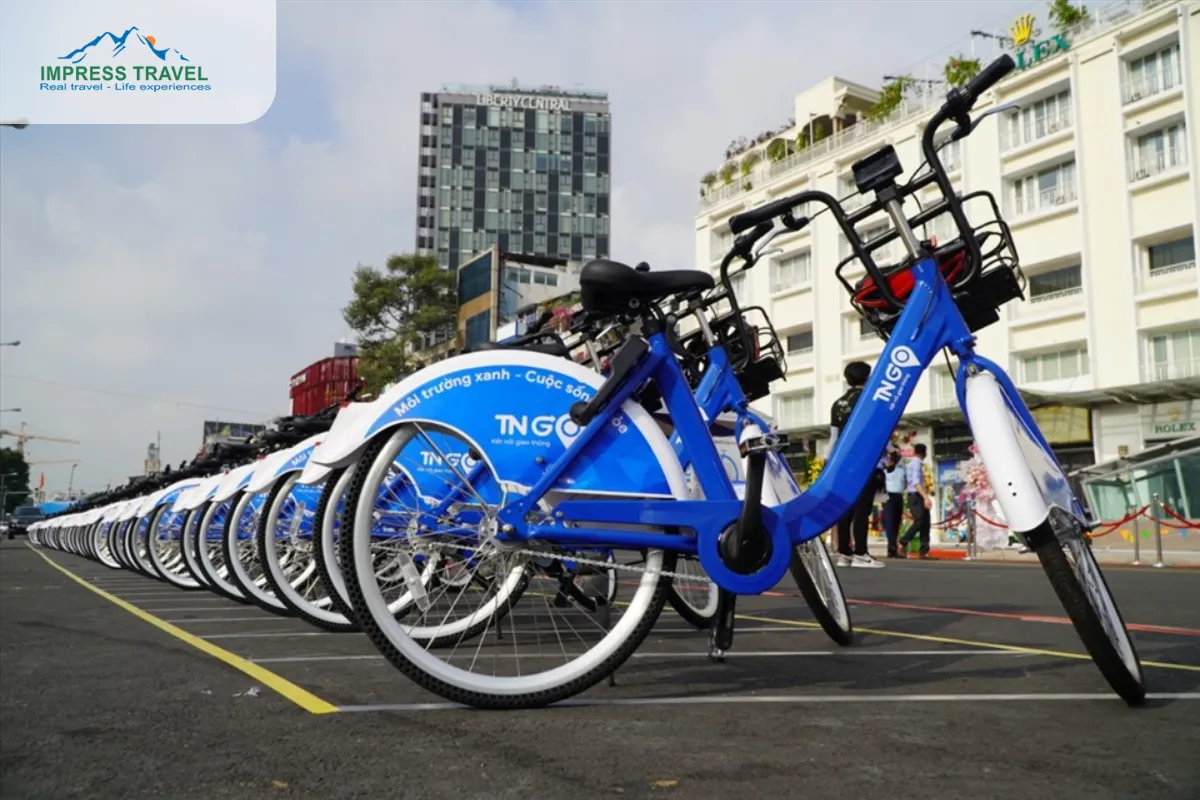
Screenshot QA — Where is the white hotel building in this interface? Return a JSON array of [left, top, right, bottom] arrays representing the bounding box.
[[695, 0, 1199, 481]]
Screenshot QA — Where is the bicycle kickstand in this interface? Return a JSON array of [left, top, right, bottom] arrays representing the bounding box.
[[709, 588, 737, 663]]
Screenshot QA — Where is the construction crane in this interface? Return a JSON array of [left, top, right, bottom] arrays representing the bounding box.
[[0, 422, 80, 456]]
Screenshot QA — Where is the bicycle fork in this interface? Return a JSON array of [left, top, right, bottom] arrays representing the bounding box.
[[710, 432, 782, 662]]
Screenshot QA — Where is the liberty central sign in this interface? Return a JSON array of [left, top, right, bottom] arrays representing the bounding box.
[[475, 93, 573, 111]]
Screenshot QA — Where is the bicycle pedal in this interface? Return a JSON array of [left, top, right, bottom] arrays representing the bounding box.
[[738, 432, 789, 457]]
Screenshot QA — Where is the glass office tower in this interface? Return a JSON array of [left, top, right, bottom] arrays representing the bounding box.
[[415, 83, 612, 270]]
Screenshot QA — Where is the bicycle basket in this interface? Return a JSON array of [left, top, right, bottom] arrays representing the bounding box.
[[836, 190, 1025, 336]]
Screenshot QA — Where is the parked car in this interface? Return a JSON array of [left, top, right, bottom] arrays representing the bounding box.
[[8, 505, 45, 539]]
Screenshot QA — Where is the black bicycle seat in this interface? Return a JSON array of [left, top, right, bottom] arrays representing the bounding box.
[[579, 259, 714, 314]]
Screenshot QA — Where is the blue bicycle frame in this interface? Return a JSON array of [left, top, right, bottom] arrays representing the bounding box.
[[487, 254, 1074, 595]]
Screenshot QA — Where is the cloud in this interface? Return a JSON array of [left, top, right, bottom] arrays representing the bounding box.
[[0, 0, 1033, 493]]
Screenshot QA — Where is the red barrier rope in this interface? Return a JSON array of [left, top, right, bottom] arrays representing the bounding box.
[[1160, 504, 1200, 530]]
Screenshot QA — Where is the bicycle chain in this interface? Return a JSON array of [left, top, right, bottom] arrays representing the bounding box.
[[377, 536, 715, 585]]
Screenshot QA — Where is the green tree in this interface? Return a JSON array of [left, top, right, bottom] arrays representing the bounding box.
[[867, 75, 916, 122], [342, 253, 457, 393], [944, 55, 982, 88], [0, 448, 31, 515], [1048, 0, 1088, 33]]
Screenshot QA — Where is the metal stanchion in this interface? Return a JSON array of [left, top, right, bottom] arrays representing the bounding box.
[[1151, 492, 1166, 569], [963, 499, 977, 561], [1130, 504, 1141, 565]]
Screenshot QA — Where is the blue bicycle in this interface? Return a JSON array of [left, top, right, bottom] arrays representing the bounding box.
[[319, 54, 1145, 709]]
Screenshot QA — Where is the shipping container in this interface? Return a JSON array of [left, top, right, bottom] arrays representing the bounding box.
[[289, 356, 359, 417]]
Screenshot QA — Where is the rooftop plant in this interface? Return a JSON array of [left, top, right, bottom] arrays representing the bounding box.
[[867, 74, 915, 122], [1048, 0, 1089, 33], [943, 55, 981, 88]]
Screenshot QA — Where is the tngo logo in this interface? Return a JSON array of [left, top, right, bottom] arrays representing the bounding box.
[[495, 413, 582, 449], [871, 345, 919, 406]]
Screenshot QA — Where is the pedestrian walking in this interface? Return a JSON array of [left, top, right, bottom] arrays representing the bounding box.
[[899, 443, 935, 558], [882, 449, 906, 557], [829, 361, 884, 568]]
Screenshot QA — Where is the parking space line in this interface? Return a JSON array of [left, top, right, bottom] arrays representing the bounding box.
[[845, 598, 1200, 637], [157, 616, 281, 623], [334, 692, 1200, 712], [28, 546, 339, 715], [140, 607, 249, 613], [736, 612, 1200, 673], [202, 631, 334, 639], [249, 648, 1032, 665]]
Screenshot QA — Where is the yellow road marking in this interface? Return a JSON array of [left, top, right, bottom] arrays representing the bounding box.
[[736, 612, 1200, 673], [27, 546, 339, 715]]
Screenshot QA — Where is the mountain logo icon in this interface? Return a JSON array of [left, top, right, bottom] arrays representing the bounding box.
[[60, 26, 189, 65]]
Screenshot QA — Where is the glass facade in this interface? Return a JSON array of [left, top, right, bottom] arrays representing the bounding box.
[[416, 89, 611, 271]]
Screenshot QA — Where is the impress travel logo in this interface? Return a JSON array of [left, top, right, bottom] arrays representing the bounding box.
[[0, 0, 276, 124], [41, 26, 213, 94]]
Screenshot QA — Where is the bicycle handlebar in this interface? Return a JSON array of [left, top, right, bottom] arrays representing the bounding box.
[[726, 53, 1016, 306]]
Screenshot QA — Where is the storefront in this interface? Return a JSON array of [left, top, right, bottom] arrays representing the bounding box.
[[1141, 400, 1199, 447]]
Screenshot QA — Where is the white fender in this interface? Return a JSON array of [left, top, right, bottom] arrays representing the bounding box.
[[309, 350, 687, 501], [247, 433, 325, 494], [212, 462, 258, 504], [245, 447, 298, 496], [964, 370, 1053, 534], [118, 498, 142, 522], [149, 478, 202, 513], [133, 488, 168, 518], [297, 402, 373, 485], [101, 502, 125, 523], [81, 508, 103, 526], [175, 473, 225, 512]]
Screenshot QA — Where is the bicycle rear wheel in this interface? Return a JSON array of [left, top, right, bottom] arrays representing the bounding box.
[[966, 369, 1144, 706]]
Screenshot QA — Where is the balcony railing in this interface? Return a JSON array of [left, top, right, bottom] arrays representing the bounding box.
[[697, 0, 1179, 213], [1000, 108, 1073, 152], [1128, 147, 1189, 182], [1148, 259, 1196, 279], [1007, 182, 1079, 217], [1142, 356, 1200, 383], [1029, 286, 1084, 305], [1121, 61, 1184, 105], [700, 95, 940, 210]]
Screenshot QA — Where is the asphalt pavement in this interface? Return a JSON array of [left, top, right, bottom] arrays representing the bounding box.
[[2, 536, 1198, 800]]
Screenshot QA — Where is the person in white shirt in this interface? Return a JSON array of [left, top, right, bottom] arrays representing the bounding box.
[[881, 449, 906, 557], [898, 443, 935, 558]]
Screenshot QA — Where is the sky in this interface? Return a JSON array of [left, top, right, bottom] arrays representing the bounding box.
[[0, 0, 1038, 495]]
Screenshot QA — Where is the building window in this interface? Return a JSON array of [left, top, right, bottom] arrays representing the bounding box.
[[858, 316, 875, 341], [457, 253, 493, 304], [940, 137, 962, 172], [729, 272, 748, 306], [776, 391, 814, 430], [1011, 160, 1077, 216], [1028, 264, 1082, 302], [1129, 122, 1187, 181], [464, 310, 491, 351], [785, 328, 813, 356], [771, 251, 812, 293], [1148, 236, 1196, 276], [1021, 347, 1088, 383], [1123, 42, 1182, 105], [712, 229, 734, 262], [1148, 328, 1200, 381], [932, 367, 957, 409], [1004, 89, 1071, 151]]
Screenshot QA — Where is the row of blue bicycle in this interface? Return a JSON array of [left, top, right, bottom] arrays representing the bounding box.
[[31, 54, 1147, 710]]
